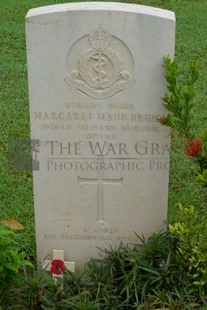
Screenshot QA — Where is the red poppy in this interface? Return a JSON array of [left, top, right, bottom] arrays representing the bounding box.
[[50, 259, 65, 275], [184, 138, 203, 157]]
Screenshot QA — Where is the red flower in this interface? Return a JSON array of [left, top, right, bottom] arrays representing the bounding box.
[[184, 139, 203, 157], [50, 259, 65, 275]]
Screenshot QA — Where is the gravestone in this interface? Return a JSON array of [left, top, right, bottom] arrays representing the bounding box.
[[26, 2, 175, 268]]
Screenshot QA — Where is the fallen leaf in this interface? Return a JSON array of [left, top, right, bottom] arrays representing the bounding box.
[[1, 219, 24, 230]]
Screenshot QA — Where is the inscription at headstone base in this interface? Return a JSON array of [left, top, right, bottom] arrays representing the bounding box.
[[26, 2, 175, 267]]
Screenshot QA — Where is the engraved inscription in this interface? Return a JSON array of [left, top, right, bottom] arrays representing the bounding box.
[[33, 110, 163, 134], [83, 227, 118, 234], [44, 234, 56, 240], [60, 233, 136, 242], [65, 25, 135, 99]]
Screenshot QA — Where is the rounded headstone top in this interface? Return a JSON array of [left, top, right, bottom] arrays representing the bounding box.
[[26, 2, 175, 24]]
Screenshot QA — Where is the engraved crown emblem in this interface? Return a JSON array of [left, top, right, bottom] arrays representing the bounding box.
[[89, 25, 111, 50], [65, 25, 135, 99]]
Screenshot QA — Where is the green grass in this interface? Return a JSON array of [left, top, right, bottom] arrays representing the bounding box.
[[1, 0, 207, 230], [0, 0, 207, 307]]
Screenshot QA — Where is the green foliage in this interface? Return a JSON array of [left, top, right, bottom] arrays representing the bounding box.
[[0, 225, 22, 295], [2, 232, 207, 309], [196, 169, 207, 186], [10, 263, 54, 309], [83, 234, 184, 307], [200, 128, 207, 147], [198, 128, 207, 171], [169, 204, 207, 294], [161, 55, 199, 138], [162, 56, 207, 185]]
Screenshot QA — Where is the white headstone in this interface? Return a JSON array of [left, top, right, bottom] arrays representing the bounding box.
[[26, 2, 175, 268]]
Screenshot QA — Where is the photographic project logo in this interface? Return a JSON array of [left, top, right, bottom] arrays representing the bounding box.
[[8, 139, 40, 171], [8, 139, 170, 172]]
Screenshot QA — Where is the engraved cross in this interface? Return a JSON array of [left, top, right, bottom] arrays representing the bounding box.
[[78, 158, 123, 221]]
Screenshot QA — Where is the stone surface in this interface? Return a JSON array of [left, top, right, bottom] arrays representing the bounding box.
[[26, 2, 175, 267]]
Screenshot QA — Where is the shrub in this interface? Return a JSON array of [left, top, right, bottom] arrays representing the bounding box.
[[0, 224, 22, 296], [169, 204, 207, 295]]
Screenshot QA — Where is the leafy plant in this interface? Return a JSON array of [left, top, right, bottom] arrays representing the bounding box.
[[0, 224, 23, 296], [196, 169, 207, 186], [160, 55, 199, 138], [169, 204, 207, 295], [11, 263, 54, 310], [161, 56, 207, 185]]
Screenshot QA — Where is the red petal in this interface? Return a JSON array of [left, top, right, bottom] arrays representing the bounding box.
[[50, 259, 65, 275]]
